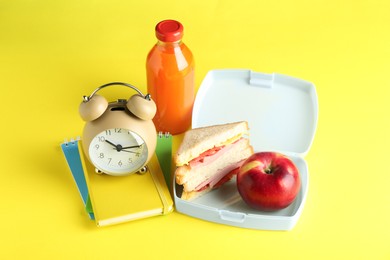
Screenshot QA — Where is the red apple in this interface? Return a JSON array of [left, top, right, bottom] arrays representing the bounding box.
[[237, 152, 301, 211]]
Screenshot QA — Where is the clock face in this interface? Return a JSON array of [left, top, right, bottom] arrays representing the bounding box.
[[88, 128, 148, 176]]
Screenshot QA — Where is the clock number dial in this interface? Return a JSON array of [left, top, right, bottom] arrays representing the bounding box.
[[88, 128, 148, 176]]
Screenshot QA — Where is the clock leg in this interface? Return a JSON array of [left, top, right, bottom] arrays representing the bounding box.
[[95, 168, 104, 175], [137, 166, 148, 175]]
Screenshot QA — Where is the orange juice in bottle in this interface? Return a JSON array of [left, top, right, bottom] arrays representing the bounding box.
[[146, 19, 195, 135]]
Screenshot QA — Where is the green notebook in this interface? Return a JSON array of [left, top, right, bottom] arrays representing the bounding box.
[[156, 132, 173, 189]]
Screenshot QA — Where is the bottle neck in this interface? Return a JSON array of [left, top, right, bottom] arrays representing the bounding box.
[[157, 40, 182, 47]]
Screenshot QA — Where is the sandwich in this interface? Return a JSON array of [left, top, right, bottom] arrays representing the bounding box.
[[174, 121, 254, 200]]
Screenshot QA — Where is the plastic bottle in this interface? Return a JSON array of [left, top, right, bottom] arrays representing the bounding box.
[[146, 19, 195, 135]]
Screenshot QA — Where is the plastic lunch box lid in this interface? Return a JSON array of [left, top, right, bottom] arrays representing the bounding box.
[[192, 69, 318, 156], [174, 69, 318, 231]]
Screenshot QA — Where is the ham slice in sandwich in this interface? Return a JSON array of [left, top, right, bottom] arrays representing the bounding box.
[[174, 121, 254, 201]]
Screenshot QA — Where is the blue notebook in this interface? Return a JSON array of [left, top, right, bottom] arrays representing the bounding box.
[[61, 138, 95, 220]]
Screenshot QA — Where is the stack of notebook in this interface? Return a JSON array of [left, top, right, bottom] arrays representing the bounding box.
[[60, 133, 173, 227]]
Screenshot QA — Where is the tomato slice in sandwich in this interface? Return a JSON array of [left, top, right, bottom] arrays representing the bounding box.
[[189, 145, 225, 165]]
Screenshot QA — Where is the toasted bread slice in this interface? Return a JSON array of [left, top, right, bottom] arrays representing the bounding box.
[[174, 121, 249, 166]]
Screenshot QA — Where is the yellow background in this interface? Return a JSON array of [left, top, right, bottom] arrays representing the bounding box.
[[1, 0, 389, 259]]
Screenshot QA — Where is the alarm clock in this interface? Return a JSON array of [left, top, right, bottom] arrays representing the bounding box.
[[79, 82, 157, 176]]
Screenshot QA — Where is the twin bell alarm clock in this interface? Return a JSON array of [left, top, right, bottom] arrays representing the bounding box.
[[79, 82, 157, 176]]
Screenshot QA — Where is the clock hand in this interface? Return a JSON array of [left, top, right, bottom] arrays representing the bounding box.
[[105, 139, 118, 148], [121, 150, 140, 154], [105, 139, 124, 152], [106, 140, 142, 152], [113, 146, 141, 153], [121, 144, 142, 149]]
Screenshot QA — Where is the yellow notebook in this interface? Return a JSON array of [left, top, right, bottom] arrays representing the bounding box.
[[78, 141, 173, 227]]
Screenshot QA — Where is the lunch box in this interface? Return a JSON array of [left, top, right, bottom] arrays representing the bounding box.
[[174, 69, 318, 230]]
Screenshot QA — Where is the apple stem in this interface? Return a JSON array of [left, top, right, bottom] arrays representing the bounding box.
[[265, 166, 273, 174]]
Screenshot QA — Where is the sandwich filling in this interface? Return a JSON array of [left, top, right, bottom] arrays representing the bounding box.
[[195, 162, 242, 192], [192, 138, 245, 190], [188, 134, 244, 167], [176, 137, 250, 192]]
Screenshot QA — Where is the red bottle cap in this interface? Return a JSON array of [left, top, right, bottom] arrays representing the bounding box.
[[155, 20, 184, 42]]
